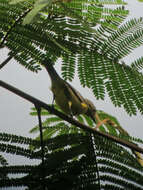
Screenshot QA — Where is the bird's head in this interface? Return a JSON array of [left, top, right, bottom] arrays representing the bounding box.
[[84, 99, 97, 123]]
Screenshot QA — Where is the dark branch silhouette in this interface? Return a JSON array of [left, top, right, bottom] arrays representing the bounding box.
[[0, 80, 143, 154], [35, 105, 46, 189], [0, 55, 12, 70]]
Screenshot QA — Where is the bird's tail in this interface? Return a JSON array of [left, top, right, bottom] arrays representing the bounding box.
[[42, 59, 60, 81]]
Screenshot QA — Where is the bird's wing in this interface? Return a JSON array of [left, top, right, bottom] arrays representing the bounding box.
[[64, 80, 85, 103]]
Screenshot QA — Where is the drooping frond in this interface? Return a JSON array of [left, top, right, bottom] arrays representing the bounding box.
[[1, 133, 143, 189], [28, 109, 143, 189], [100, 18, 143, 59], [0, 105, 143, 189], [0, 133, 38, 146], [131, 56, 143, 72], [0, 0, 128, 70], [0, 155, 8, 166], [77, 52, 106, 99], [104, 62, 143, 115], [30, 105, 143, 166], [0, 0, 142, 115], [0, 133, 39, 159]]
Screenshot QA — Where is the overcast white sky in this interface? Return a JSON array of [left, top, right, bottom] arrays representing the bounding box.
[[0, 0, 143, 166]]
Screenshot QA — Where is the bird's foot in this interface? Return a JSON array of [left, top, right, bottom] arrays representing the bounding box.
[[95, 118, 110, 129]]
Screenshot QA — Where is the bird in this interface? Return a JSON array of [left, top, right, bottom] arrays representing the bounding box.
[[42, 59, 143, 167], [42, 59, 108, 127]]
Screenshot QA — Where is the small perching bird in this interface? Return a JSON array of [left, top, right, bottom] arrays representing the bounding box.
[[42, 59, 108, 128], [42, 59, 143, 167]]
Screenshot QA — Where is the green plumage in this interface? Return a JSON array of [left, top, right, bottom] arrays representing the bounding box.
[[43, 60, 88, 116]]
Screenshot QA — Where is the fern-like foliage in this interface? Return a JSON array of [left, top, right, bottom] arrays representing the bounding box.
[[0, 0, 143, 115], [1, 107, 141, 189], [30, 105, 143, 144], [0, 130, 143, 189], [131, 56, 143, 72]]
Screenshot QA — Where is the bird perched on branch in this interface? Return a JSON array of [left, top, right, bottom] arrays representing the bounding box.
[[42, 59, 143, 167], [42, 59, 108, 128]]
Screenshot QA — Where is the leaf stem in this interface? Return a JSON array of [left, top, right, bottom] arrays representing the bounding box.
[[35, 105, 45, 190]]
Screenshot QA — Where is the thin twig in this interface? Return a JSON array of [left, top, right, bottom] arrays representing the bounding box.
[[35, 105, 45, 190], [0, 55, 13, 70], [36, 106, 45, 164], [0, 80, 143, 154]]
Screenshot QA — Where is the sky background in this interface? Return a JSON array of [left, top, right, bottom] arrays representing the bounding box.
[[0, 0, 143, 168]]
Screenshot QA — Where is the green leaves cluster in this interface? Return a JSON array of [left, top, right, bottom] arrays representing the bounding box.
[[0, 1, 143, 189], [1, 108, 143, 189], [0, 0, 143, 115]]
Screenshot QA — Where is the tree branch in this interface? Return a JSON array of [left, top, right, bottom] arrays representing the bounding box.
[[0, 80, 143, 154], [0, 55, 13, 70]]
